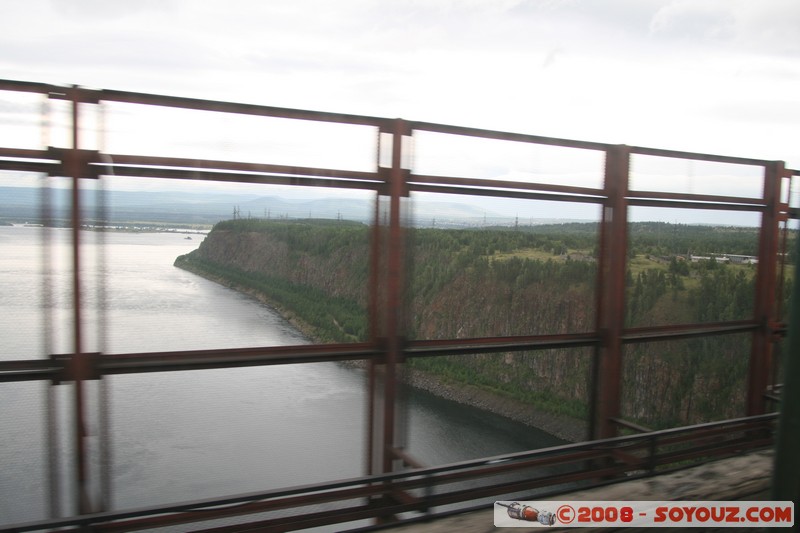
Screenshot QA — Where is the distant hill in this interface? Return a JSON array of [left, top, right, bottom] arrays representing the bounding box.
[[0, 186, 527, 227], [0, 186, 255, 225]]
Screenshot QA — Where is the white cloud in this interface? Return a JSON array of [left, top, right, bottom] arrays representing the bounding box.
[[650, 0, 800, 55], [47, 0, 171, 19], [0, 0, 798, 177], [650, 0, 735, 41]]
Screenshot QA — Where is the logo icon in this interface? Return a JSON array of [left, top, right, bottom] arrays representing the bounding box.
[[495, 501, 556, 525]]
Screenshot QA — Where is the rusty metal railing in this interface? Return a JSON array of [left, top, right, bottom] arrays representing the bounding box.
[[0, 79, 795, 529], [3, 413, 776, 532]]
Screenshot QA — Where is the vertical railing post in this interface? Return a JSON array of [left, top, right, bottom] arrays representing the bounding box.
[[384, 119, 410, 474], [747, 161, 785, 416], [591, 145, 630, 441], [366, 194, 381, 477], [366, 119, 410, 505], [66, 86, 92, 517], [772, 210, 800, 503]]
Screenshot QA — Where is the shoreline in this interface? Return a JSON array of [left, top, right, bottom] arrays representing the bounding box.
[[401, 366, 587, 443], [175, 257, 321, 340], [176, 258, 587, 443], [337, 359, 586, 443]]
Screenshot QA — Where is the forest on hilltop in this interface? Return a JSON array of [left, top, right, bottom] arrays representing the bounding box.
[[175, 218, 793, 430]]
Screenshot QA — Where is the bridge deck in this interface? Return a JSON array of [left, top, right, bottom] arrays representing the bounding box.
[[382, 449, 773, 532]]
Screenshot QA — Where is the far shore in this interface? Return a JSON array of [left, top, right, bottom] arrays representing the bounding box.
[[0, 220, 211, 233]]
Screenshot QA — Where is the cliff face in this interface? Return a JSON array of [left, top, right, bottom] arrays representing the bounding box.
[[177, 220, 370, 342], [177, 219, 762, 430], [197, 225, 370, 306]]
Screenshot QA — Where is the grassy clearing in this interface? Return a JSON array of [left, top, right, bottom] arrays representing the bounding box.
[[491, 247, 592, 263], [627, 254, 667, 276]]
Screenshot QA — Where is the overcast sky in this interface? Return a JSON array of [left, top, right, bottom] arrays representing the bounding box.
[[1, 0, 799, 223]]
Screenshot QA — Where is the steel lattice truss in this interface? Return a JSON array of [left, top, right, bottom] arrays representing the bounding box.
[[0, 79, 796, 531]]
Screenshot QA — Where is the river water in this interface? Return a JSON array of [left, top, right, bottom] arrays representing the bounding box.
[[0, 225, 562, 527]]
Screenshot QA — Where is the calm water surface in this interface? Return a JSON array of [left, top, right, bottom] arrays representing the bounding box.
[[0, 226, 562, 526]]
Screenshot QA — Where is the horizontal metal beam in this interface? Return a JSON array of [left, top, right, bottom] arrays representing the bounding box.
[[0, 78, 386, 127], [102, 153, 381, 183], [410, 120, 612, 152], [0, 79, 61, 94], [105, 165, 381, 191], [409, 182, 607, 204], [621, 320, 760, 344], [98, 88, 388, 127], [0, 147, 55, 160], [409, 173, 605, 199], [407, 333, 600, 357], [101, 343, 380, 374], [0, 320, 769, 383], [0, 159, 55, 173], [0, 344, 380, 382], [630, 144, 773, 167], [627, 189, 765, 206], [0, 147, 59, 174], [627, 197, 767, 212], [0, 359, 63, 382]]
